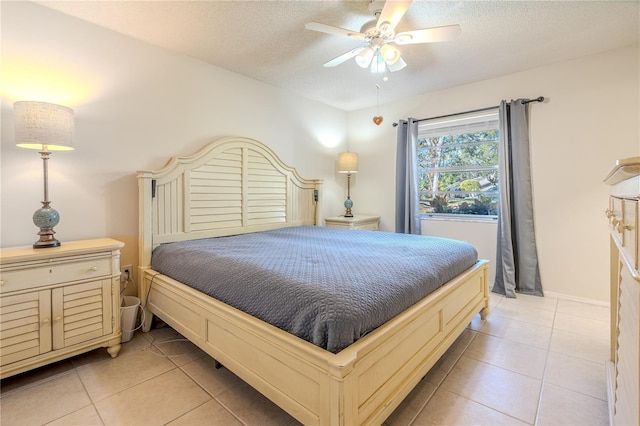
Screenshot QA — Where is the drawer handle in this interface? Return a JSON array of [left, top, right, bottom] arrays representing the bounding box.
[[616, 221, 633, 232], [606, 209, 613, 218], [54, 316, 62, 322], [42, 318, 49, 324], [89, 266, 98, 272]]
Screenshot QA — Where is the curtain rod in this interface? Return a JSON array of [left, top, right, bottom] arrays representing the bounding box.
[[392, 96, 544, 127]]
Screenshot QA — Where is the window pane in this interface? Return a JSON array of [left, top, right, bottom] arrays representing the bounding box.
[[418, 143, 498, 171], [416, 110, 500, 217], [419, 169, 498, 193], [419, 191, 499, 215], [417, 134, 498, 170]]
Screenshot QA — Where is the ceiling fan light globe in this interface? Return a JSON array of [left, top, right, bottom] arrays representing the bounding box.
[[355, 47, 374, 68], [387, 57, 407, 72], [380, 44, 401, 65]]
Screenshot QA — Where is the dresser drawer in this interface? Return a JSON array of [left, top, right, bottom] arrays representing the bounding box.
[[622, 199, 639, 271], [324, 215, 380, 231], [610, 197, 624, 238], [0, 256, 112, 294], [358, 222, 380, 231]]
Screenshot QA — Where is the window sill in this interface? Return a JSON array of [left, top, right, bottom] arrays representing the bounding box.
[[420, 214, 498, 224]]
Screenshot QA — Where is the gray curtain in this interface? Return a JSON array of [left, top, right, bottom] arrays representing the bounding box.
[[493, 100, 543, 297], [395, 118, 421, 234]]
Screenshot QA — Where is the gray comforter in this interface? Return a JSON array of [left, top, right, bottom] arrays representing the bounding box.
[[151, 226, 478, 353]]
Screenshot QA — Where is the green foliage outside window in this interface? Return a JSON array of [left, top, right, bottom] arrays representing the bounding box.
[[459, 179, 482, 192]]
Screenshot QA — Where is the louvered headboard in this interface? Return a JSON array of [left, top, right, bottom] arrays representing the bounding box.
[[138, 137, 323, 268]]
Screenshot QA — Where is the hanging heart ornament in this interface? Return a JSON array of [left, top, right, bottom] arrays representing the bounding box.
[[373, 116, 383, 125]]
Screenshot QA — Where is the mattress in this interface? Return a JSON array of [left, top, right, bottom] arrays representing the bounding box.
[[151, 226, 478, 352]]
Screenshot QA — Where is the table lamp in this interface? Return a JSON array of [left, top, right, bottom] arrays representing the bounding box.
[[337, 151, 359, 217], [14, 101, 75, 248]]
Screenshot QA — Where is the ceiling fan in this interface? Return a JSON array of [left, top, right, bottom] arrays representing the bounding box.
[[305, 0, 461, 75]]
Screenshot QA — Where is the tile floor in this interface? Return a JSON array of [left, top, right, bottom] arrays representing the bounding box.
[[1, 293, 611, 425]]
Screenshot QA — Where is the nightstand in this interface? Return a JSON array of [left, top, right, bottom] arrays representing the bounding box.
[[324, 215, 380, 231], [0, 238, 124, 379]]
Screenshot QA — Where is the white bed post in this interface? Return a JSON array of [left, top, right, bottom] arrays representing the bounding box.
[[314, 180, 323, 226], [480, 264, 491, 320], [326, 352, 357, 426], [138, 171, 155, 332]]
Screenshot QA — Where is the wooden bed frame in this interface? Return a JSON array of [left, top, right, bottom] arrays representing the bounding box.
[[137, 136, 489, 425]]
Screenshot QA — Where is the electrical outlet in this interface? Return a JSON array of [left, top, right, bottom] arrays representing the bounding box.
[[120, 265, 132, 283]]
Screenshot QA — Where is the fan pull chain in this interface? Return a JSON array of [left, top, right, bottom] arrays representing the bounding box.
[[373, 84, 383, 126]]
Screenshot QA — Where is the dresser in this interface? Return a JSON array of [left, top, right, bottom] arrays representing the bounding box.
[[324, 215, 380, 231], [605, 157, 640, 426], [0, 238, 124, 379]]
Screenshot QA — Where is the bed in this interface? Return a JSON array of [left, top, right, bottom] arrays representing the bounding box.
[[137, 136, 489, 425]]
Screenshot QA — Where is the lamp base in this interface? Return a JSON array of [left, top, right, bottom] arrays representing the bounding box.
[[34, 229, 61, 248], [344, 197, 354, 217], [32, 202, 61, 249]]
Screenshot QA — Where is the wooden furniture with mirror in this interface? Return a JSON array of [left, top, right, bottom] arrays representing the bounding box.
[[605, 157, 640, 426]]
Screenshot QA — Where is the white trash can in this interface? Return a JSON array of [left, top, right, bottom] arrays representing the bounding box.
[[120, 296, 140, 343]]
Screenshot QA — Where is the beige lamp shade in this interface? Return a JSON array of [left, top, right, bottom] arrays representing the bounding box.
[[337, 151, 359, 173], [14, 101, 75, 151]]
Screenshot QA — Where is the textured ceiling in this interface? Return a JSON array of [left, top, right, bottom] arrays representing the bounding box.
[[36, 1, 640, 111]]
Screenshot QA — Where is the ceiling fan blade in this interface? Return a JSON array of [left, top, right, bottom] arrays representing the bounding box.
[[376, 0, 412, 32], [394, 24, 461, 45], [323, 47, 365, 67], [305, 22, 366, 40], [387, 57, 407, 72]]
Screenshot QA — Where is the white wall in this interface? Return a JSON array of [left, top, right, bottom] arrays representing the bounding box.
[[1, 2, 348, 276], [347, 45, 640, 302], [422, 218, 497, 286]]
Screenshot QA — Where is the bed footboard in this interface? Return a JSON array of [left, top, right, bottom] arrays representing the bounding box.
[[139, 259, 489, 425]]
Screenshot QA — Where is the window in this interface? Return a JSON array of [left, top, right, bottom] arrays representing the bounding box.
[[417, 109, 499, 218]]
